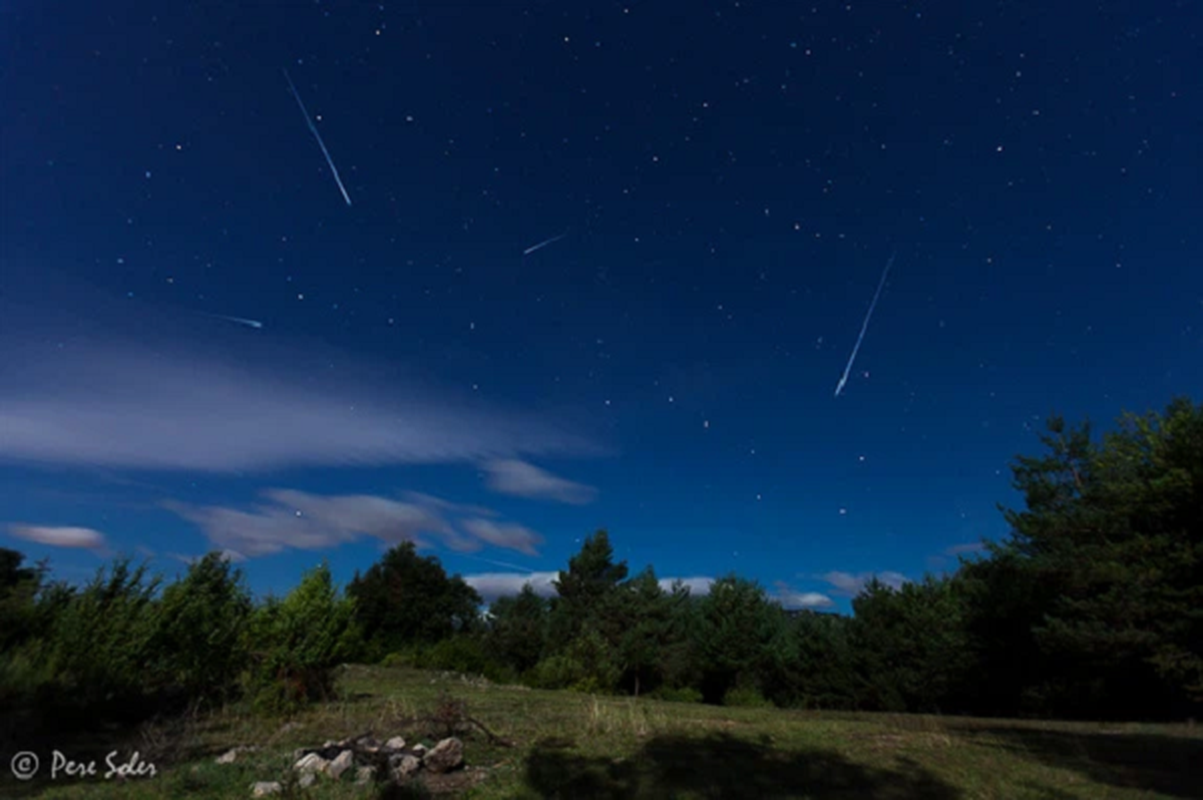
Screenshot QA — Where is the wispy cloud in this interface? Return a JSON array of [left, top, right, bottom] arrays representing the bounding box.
[[7, 524, 106, 550], [818, 570, 909, 596], [168, 549, 247, 565], [482, 459, 598, 504], [463, 571, 561, 601], [0, 272, 599, 474], [659, 576, 714, 595], [165, 489, 543, 559], [772, 581, 835, 609], [463, 572, 718, 602], [459, 518, 542, 556], [0, 345, 594, 473]]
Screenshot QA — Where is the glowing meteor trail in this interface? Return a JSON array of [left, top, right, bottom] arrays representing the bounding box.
[[834, 251, 896, 397], [207, 313, 264, 330], [523, 231, 568, 256], [282, 68, 352, 207]]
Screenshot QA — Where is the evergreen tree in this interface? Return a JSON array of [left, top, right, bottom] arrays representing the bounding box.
[[347, 542, 482, 657], [152, 552, 253, 707], [692, 574, 780, 704], [983, 397, 1203, 718], [485, 583, 550, 674], [849, 574, 973, 713], [549, 529, 628, 647]]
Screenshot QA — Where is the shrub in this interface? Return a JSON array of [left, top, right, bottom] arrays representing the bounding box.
[[649, 685, 703, 704], [419, 636, 491, 676], [528, 654, 585, 689], [153, 552, 253, 708], [381, 649, 423, 669], [723, 685, 773, 708], [246, 562, 356, 714], [43, 559, 162, 716]]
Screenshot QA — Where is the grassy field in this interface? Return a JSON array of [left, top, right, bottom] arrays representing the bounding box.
[[2, 665, 1200, 799]]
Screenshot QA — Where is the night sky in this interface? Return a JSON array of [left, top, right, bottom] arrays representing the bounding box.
[[2, 1, 1200, 612]]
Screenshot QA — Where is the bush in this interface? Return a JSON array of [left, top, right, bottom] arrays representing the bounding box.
[[44, 560, 162, 717], [0, 640, 54, 709], [419, 636, 495, 677], [723, 685, 772, 708], [153, 553, 252, 708], [246, 562, 356, 714], [528, 654, 588, 690], [380, 649, 423, 669], [649, 685, 703, 704]]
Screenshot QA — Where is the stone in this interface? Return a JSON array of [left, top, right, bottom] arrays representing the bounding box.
[[327, 749, 355, 780], [412, 743, 428, 757], [294, 752, 328, 774], [388, 753, 422, 780], [250, 782, 282, 797], [217, 745, 258, 764], [423, 737, 464, 774], [298, 773, 316, 789], [384, 735, 406, 751], [355, 765, 376, 785]]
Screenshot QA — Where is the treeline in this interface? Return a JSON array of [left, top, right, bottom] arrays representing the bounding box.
[[0, 397, 1199, 731]]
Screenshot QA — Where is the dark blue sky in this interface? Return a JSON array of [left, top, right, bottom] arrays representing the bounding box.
[[2, 0, 1200, 611]]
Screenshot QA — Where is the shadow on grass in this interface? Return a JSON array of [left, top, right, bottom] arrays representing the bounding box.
[[0, 702, 220, 799], [952, 725, 1203, 799], [523, 732, 961, 799]]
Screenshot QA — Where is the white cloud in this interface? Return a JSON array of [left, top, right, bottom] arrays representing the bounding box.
[[771, 580, 835, 609], [8, 524, 106, 550], [818, 570, 909, 596], [780, 590, 835, 609], [465, 572, 721, 603], [168, 549, 247, 565], [0, 275, 598, 474], [482, 459, 598, 504], [658, 576, 714, 595], [165, 489, 543, 559], [460, 518, 542, 556], [463, 571, 560, 601]]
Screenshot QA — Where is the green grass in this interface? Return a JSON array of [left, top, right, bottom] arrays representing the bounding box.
[[2, 665, 1199, 799]]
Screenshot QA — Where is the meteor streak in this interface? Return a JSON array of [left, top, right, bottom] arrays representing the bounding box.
[[282, 68, 353, 207], [834, 251, 896, 397], [207, 313, 264, 330], [523, 231, 568, 256]]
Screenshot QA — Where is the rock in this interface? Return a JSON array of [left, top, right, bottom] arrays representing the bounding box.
[[327, 749, 354, 780], [355, 765, 376, 785], [388, 753, 422, 780], [294, 744, 343, 762], [384, 735, 406, 751], [250, 782, 282, 797], [412, 743, 428, 757], [294, 752, 328, 774], [423, 737, 464, 774], [356, 735, 382, 752], [298, 773, 316, 789], [217, 745, 258, 764]]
